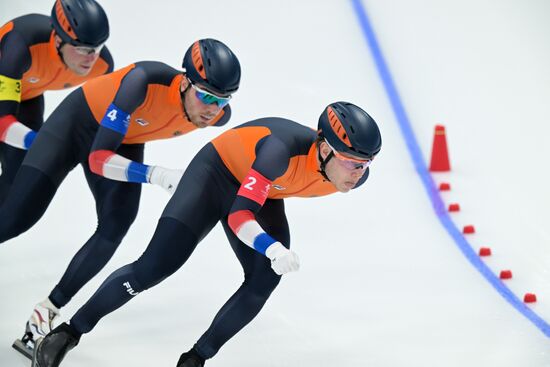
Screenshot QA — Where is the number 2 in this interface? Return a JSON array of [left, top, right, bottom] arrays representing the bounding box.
[[244, 176, 256, 190]]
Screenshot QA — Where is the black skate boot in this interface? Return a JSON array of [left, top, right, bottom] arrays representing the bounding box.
[[176, 348, 205, 367], [32, 323, 80, 367], [13, 299, 61, 359]]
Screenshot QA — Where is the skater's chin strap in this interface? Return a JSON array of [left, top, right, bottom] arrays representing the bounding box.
[[317, 138, 334, 182], [181, 82, 192, 121]]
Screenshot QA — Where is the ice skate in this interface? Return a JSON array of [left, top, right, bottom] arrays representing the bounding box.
[[32, 323, 79, 367], [12, 299, 60, 360], [177, 348, 205, 367]]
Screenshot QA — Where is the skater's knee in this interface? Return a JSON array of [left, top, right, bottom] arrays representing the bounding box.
[[132, 258, 178, 290], [132, 218, 198, 290], [0, 207, 31, 243], [0, 165, 57, 243], [97, 204, 139, 243], [244, 271, 281, 300], [89, 232, 122, 259]]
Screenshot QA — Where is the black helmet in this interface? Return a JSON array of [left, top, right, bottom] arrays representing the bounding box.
[[318, 102, 382, 160], [51, 0, 109, 47], [182, 38, 241, 97]]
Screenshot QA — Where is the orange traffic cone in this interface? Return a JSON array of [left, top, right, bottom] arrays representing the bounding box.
[[429, 125, 450, 171]]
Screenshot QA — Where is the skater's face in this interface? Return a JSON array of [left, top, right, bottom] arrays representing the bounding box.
[[318, 141, 371, 193], [181, 78, 230, 128], [55, 36, 102, 76]]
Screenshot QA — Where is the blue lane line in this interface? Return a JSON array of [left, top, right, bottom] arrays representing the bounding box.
[[350, 0, 550, 337]]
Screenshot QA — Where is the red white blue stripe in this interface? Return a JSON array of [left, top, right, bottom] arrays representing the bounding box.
[[88, 149, 151, 183], [0, 114, 36, 149], [87, 103, 151, 183], [228, 210, 277, 255]]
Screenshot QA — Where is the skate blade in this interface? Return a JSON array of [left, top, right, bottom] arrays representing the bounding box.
[[12, 338, 33, 360]]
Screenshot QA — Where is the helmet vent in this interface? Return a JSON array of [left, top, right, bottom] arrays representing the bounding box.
[[349, 125, 355, 133], [191, 42, 207, 79], [326, 106, 351, 146]]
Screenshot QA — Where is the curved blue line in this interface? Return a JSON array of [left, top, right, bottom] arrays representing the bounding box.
[[350, 0, 550, 337]]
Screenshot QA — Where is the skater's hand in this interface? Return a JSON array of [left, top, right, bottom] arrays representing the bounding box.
[[148, 165, 183, 195], [265, 242, 300, 275]]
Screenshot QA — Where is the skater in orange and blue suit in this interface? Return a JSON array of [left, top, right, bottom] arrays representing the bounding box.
[[34, 101, 382, 367], [0, 0, 113, 203], [2, 38, 241, 360]]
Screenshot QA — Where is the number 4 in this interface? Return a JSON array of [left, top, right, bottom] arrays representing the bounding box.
[[107, 109, 118, 121]]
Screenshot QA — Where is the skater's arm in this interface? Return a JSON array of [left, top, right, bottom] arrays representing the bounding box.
[[0, 30, 36, 150], [88, 67, 154, 183], [227, 136, 300, 274]]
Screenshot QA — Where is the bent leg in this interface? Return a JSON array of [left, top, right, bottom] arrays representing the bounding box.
[[69, 217, 201, 335], [0, 92, 82, 244], [0, 130, 75, 243], [195, 199, 290, 359], [48, 144, 144, 308], [69, 143, 233, 335], [0, 166, 58, 243]]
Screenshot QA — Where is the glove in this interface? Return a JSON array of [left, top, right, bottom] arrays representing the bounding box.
[[265, 242, 300, 275], [148, 165, 183, 195]]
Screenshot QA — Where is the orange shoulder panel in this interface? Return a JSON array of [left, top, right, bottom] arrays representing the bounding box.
[[211, 126, 271, 182], [82, 64, 136, 122], [268, 143, 338, 199], [21, 33, 114, 100]]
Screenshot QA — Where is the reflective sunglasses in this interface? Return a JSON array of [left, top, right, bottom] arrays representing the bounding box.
[[325, 140, 373, 170], [189, 81, 231, 108], [73, 43, 105, 56]]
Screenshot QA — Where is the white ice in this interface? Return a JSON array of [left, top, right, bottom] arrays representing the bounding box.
[[0, 1, 549, 366]]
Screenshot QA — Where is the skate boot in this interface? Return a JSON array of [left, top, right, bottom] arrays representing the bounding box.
[[32, 323, 79, 367], [12, 299, 61, 359], [176, 348, 205, 367]]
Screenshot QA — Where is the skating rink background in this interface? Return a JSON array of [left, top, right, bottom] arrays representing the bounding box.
[[1, 1, 549, 366]]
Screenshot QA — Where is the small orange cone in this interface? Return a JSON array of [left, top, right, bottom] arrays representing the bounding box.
[[429, 125, 450, 171]]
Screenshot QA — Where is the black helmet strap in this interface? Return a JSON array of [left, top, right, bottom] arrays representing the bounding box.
[[317, 148, 334, 182], [181, 82, 192, 121], [53, 35, 70, 68]]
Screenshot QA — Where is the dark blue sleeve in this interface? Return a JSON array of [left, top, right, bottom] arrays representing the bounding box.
[[90, 67, 148, 154], [0, 30, 32, 116], [229, 135, 290, 214]]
